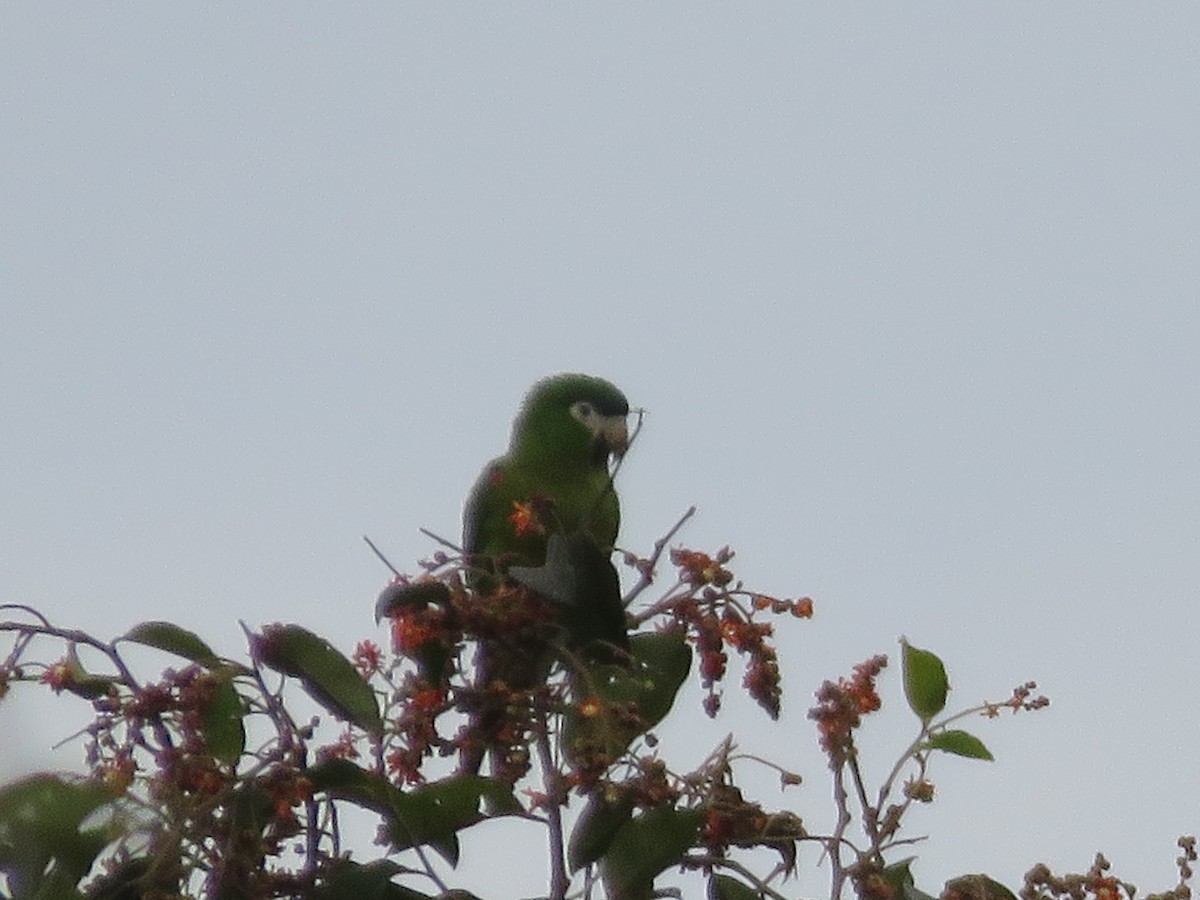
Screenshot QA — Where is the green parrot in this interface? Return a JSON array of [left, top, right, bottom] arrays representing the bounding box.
[[463, 372, 630, 575], [459, 372, 631, 777]]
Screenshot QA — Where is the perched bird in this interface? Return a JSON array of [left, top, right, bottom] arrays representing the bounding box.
[[463, 373, 630, 576], [459, 373, 631, 777]]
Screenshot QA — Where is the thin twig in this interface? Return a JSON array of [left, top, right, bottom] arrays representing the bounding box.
[[726, 751, 802, 786], [362, 535, 403, 578], [847, 754, 881, 854], [606, 405, 646, 487], [0, 615, 184, 754], [418, 527, 463, 554], [0, 619, 139, 688], [0, 603, 53, 627], [580, 405, 645, 537], [622, 506, 696, 608], [829, 762, 853, 900], [681, 854, 793, 900], [874, 723, 929, 817]]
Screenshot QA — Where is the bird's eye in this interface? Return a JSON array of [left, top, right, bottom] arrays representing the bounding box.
[[572, 401, 594, 420]]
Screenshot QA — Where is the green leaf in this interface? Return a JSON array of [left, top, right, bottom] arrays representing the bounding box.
[[627, 631, 693, 726], [925, 729, 994, 761], [903, 881, 940, 900], [203, 676, 247, 763], [943, 875, 1019, 900], [709, 873, 761, 900], [565, 630, 693, 768], [600, 806, 703, 900], [228, 780, 275, 829], [123, 620, 219, 664], [388, 776, 519, 866], [0, 775, 116, 894], [901, 638, 948, 721], [38, 650, 119, 700], [568, 789, 634, 872], [878, 858, 939, 900], [307, 758, 396, 812], [65, 673, 120, 700], [307, 762, 517, 868], [316, 859, 433, 900], [254, 624, 382, 734]]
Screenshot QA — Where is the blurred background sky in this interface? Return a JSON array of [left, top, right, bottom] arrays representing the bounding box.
[[2, 5, 1198, 896]]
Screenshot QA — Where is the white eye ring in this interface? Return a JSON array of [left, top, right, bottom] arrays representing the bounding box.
[[570, 401, 596, 423]]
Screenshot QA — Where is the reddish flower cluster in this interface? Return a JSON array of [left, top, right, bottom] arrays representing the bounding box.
[[699, 780, 805, 864], [385, 748, 421, 786], [453, 582, 556, 640], [751, 593, 814, 619], [808, 655, 888, 766], [65, 660, 256, 862], [664, 545, 799, 720], [372, 572, 572, 785], [88, 667, 225, 770], [390, 606, 447, 656], [455, 681, 540, 786], [701, 783, 770, 855], [125, 682, 175, 721], [743, 655, 782, 720], [984, 680, 1050, 718], [352, 640, 383, 677], [364, 538, 806, 800], [670, 547, 734, 587], [40, 657, 78, 693], [386, 675, 450, 786], [1021, 854, 1145, 900], [722, 614, 783, 718], [508, 499, 546, 536], [669, 602, 727, 716], [575, 695, 603, 718], [99, 751, 136, 795], [903, 777, 935, 803], [625, 757, 678, 808], [153, 745, 229, 797], [316, 729, 360, 764], [260, 769, 313, 828]]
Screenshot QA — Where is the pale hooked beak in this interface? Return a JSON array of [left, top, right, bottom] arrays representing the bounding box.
[[600, 414, 629, 457]]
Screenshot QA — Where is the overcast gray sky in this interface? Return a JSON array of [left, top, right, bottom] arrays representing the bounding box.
[[2, 5, 1198, 896]]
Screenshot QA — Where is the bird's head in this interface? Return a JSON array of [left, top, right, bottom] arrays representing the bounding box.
[[511, 373, 630, 468]]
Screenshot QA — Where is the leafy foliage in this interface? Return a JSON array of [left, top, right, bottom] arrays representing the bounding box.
[[0, 515, 1187, 900]]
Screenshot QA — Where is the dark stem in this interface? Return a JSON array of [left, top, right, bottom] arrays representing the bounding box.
[[623, 506, 696, 609], [535, 711, 569, 900], [362, 534, 403, 577]]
